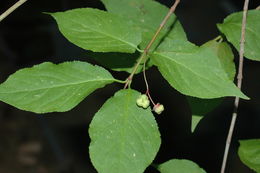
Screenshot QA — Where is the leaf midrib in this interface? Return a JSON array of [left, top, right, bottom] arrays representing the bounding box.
[[0, 78, 115, 94], [154, 52, 231, 90], [68, 13, 138, 50]]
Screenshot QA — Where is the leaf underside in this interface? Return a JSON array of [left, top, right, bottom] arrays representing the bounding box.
[[89, 89, 161, 173], [0, 61, 115, 113]]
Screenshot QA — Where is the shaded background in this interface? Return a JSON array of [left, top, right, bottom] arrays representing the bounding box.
[[0, 0, 260, 173]]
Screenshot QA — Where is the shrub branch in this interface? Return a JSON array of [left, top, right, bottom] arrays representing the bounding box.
[[220, 0, 249, 172], [124, 0, 181, 89], [0, 0, 28, 22]]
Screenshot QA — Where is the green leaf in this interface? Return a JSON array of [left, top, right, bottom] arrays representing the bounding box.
[[101, 0, 187, 50], [203, 39, 236, 80], [238, 139, 260, 173], [191, 115, 203, 132], [0, 61, 115, 113], [187, 97, 222, 132], [187, 39, 235, 132], [151, 39, 248, 99], [217, 10, 260, 61], [49, 8, 141, 53], [157, 159, 206, 173], [89, 89, 161, 173]]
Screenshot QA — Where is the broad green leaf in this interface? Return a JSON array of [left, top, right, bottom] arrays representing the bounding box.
[[89, 89, 161, 173], [101, 0, 187, 50], [217, 10, 260, 61], [0, 61, 115, 113], [151, 38, 248, 99], [157, 159, 206, 173], [49, 8, 141, 53], [238, 139, 260, 173], [203, 39, 236, 80], [187, 97, 222, 132], [187, 39, 235, 132]]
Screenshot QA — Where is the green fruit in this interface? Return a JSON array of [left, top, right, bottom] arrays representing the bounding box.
[[136, 94, 150, 109], [153, 103, 164, 114]]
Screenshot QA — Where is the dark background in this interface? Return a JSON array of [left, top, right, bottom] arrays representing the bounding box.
[[0, 0, 259, 173]]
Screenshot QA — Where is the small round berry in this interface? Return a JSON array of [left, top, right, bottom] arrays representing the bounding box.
[[153, 103, 164, 114], [142, 99, 150, 109], [136, 94, 150, 109], [136, 97, 144, 107]]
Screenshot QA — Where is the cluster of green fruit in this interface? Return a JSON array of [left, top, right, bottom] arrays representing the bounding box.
[[136, 94, 164, 114]]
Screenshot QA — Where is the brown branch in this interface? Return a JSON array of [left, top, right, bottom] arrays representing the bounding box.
[[220, 0, 249, 173], [124, 0, 181, 89], [0, 0, 28, 22]]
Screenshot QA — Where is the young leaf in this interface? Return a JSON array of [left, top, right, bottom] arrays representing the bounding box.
[[0, 61, 115, 113], [89, 89, 161, 173], [217, 10, 260, 61], [101, 0, 187, 50], [151, 39, 248, 99], [157, 159, 206, 173], [238, 139, 260, 173], [49, 8, 142, 53]]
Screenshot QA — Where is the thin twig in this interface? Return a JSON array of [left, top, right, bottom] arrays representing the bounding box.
[[0, 0, 28, 22], [220, 0, 249, 173], [124, 0, 181, 88]]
